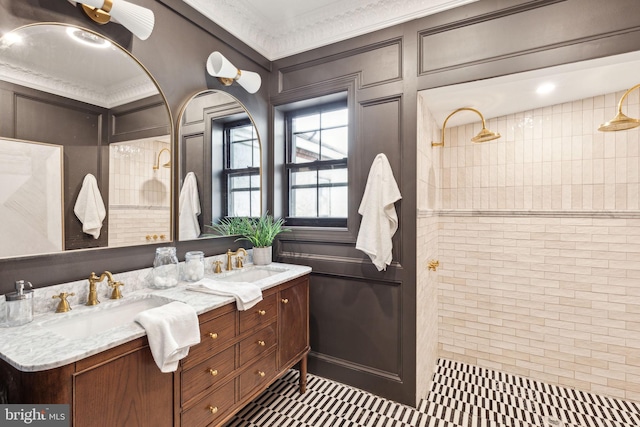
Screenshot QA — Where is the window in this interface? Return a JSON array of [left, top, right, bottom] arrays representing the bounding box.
[[223, 119, 260, 217], [285, 101, 348, 227]]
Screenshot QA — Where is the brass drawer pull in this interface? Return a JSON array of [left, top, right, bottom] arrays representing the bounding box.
[[258, 309, 266, 316], [257, 371, 265, 377], [257, 340, 265, 346], [208, 406, 218, 414], [209, 332, 218, 339], [281, 298, 289, 304], [208, 369, 218, 377]]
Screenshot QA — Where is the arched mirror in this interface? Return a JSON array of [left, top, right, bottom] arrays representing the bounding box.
[[177, 90, 261, 241], [0, 23, 173, 259]]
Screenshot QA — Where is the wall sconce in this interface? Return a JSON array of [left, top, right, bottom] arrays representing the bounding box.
[[153, 148, 171, 170], [598, 83, 640, 132], [206, 51, 262, 94], [70, 0, 155, 40], [432, 107, 501, 147]]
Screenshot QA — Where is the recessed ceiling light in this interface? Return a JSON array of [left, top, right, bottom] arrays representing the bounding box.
[[536, 82, 556, 95]]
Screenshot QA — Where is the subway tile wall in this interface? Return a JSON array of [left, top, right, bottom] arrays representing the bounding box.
[[437, 214, 640, 402], [439, 90, 639, 211], [417, 89, 640, 403], [108, 138, 171, 247], [415, 96, 441, 402]]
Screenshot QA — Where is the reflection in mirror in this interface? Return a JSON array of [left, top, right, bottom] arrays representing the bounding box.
[[0, 23, 172, 259], [177, 90, 261, 241]]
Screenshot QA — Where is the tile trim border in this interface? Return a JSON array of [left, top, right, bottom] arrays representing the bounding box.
[[417, 209, 640, 219]]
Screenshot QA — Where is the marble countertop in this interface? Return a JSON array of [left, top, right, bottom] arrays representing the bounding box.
[[0, 262, 311, 372]]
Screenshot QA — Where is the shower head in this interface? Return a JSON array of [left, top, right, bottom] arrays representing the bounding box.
[[432, 107, 501, 147], [598, 112, 640, 132], [471, 127, 501, 143], [599, 83, 640, 132], [153, 147, 171, 170]]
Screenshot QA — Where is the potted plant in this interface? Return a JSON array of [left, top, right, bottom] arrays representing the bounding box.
[[205, 216, 246, 237], [238, 213, 289, 265], [207, 214, 289, 265]]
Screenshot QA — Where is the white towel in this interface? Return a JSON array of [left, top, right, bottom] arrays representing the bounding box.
[[73, 174, 106, 239], [356, 153, 402, 271], [179, 172, 201, 240], [187, 278, 263, 311], [134, 301, 201, 373]]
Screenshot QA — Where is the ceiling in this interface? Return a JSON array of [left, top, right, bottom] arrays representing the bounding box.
[[183, 0, 640, 129], [420, 50, 640, 128], [181, 0, 479, 60]]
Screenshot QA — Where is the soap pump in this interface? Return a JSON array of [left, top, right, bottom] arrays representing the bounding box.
[[4, 280, 34, 327]]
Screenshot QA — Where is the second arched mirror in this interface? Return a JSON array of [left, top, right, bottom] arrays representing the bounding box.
[[177, 90, 262, 241]]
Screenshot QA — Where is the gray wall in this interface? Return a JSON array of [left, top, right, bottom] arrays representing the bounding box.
[[269, 0, 640, 406], [0, 0, 268, 290], [1, 0, 640, 408]]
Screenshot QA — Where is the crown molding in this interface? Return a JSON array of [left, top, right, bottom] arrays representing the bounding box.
[[183, 0, 477, 60], [0, 62, 158, 108]]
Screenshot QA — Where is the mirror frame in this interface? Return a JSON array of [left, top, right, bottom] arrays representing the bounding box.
[[0, 22, 175, 260], [176, 89, 263, 241]]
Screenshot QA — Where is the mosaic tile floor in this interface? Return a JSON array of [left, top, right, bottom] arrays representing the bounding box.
[[225, 359, 640, 427]]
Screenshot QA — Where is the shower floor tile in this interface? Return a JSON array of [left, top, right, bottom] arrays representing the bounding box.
[[224, 359, 640, 427]]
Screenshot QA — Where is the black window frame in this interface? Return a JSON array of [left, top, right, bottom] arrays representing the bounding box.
[[222, 118, 260, 218], [284, 100, 348, 227]]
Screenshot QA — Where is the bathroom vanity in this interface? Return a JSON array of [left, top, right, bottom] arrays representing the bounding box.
[[0, 263, 310, 427]]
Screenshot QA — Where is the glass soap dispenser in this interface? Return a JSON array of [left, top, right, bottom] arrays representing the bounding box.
[[4, 280, 34, 327]]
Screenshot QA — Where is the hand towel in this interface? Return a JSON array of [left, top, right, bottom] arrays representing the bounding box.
[[134, 301, 201, 373], [73, 174, 106, 239], [179, 172, 202, 240], [187, 278, 263, 311], [355, 153, 402, 271]]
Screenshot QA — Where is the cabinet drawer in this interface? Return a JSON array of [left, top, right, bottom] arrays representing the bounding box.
[[182, 346, 235, 405], [181, 379, 235, 427], [239, 323, 276, 366], [239, 351, 277, 399], [239, 293, 277, 333], [186, 311, 236, 366]]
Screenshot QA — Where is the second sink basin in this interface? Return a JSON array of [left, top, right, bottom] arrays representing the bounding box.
[[41, 295, 171, 340], [219, 266, 288, 283]]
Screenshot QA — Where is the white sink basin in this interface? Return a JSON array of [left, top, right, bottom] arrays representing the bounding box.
[[41, 295, 171, 340], [219, 266, 287, 283]]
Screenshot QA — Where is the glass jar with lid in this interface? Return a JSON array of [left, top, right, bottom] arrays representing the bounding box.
[[152, 247, 179, 289], [183, 251, 205, 282]]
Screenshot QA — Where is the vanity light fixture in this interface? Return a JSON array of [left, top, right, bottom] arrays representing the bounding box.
[[70, 0, 155, 40], [431, 107, 501, 147], [598, 83, 640, 132], [153, 147, 171, 170], [206, 51, 262, 94]]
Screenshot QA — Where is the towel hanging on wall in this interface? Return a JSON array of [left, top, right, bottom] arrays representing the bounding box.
[[356, 153, 402, 271], [73, 173, 106, 239], [179, 172, 202, 240]]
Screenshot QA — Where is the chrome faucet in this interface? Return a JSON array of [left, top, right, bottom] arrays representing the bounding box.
[[87, 271, 124, 305], [226, 248, 247, 271]]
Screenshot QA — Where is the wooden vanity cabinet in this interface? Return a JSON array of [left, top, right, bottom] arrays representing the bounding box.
[[0, 336, 175, 427], [0, 274, 309, 427], [178, 275, 310, 427]]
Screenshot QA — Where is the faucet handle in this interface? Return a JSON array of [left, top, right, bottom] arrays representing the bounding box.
[[236, 256, 244, 268], [109, 281, 124, 299], [213, 260, 223, 274], [52, 292, 75, 313]]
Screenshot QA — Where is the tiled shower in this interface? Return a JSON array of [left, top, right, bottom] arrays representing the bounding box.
[[108, 137, 171, 247], [417, 89, 640, 403]]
